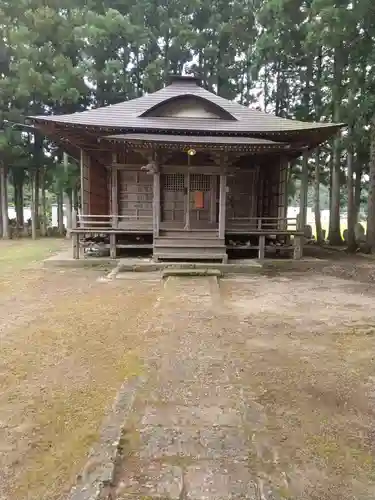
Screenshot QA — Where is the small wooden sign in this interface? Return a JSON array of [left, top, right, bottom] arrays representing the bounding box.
[[194, 191, 204, 209]]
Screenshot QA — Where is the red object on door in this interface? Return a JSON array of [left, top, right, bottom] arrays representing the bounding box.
[[194, 191, 204, 209]]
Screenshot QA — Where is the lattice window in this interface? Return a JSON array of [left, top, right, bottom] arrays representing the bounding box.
[[190, 174, 211, 192], [163, 173, 185, 191]]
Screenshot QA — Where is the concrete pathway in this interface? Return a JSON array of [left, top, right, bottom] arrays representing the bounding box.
[[107, 276, 269, 500]]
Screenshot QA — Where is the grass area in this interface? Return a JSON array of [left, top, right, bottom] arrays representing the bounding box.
[[0, 238, 67, 297], [0, 238, 63, 271], [0, 239, 160, 500]]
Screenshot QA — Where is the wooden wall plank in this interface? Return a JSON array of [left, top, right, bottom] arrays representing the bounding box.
[[80, 149, 89, 215], [118, 170, 153, 222], [89, 155, 109, 215], [226, 169, 258, 220]]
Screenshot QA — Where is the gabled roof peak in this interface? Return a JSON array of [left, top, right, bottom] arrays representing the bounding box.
[[139, 93, 237, 121]]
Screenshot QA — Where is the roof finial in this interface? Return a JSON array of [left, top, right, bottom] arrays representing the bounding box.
[[167, 74, 200, 86]]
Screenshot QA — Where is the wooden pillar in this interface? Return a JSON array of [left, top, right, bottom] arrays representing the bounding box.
[[279, 159, 289, 230], [72, 186, 77, 210], [210, 175, 217, 224], [111, 166, 118, 228], [80, 149, 89, 216], [283, 162, 290, 220], [299, 151, 309, 230], [72, 233, 79, 259], [153, 170, 160, 237], [72, 189, 77, 233], [294, 151, 309, 259], [71, 173, 79, 259], [80, 149, 84, 214], [258, 234, 265, 260], [109, 233, 116, 259], [184, 172, 190, 230], [63, 153, 73, 239], [218, 173, 227, 239]]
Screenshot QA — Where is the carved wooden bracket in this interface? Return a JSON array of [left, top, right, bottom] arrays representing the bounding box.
[[141, 159, 159, 174]]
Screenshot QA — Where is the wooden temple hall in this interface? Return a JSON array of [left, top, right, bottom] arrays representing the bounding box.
[[29, 75, 343, 262]]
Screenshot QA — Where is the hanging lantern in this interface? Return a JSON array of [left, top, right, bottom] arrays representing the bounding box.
[[187, 148, 196, 156]]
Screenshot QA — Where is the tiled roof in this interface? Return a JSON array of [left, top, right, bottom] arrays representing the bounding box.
[[29, 76, 345, 137]]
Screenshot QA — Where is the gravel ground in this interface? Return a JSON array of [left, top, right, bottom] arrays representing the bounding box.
[[1, 239, 375, 499]]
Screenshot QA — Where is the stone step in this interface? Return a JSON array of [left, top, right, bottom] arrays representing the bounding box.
[[162, 268, 222, 278], [154, 252, 227, 262]]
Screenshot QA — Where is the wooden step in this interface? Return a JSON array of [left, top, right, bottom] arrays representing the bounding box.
[[159, 230, 219, 239], [154, 246, 226, 256], [154, 240, 225, 248]]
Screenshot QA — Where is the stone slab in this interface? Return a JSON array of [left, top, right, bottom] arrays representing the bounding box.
[[44, 251, 267, 274], [44, 251, 328, 277], [68, 377, 142, 500], [115, 461, 183, 499], [44, 249, 117, 268], [141, 405, 243, 428], [138, 426, 250, 461], [120, 261, 263, 275], [184, 462, 258, 500], [162, 268, 222, 278], [140, 382, 253, 407]]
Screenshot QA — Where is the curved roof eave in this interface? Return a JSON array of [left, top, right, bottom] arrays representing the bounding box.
[[29, 115, 345, 138], [27, 77, 346, 140]]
